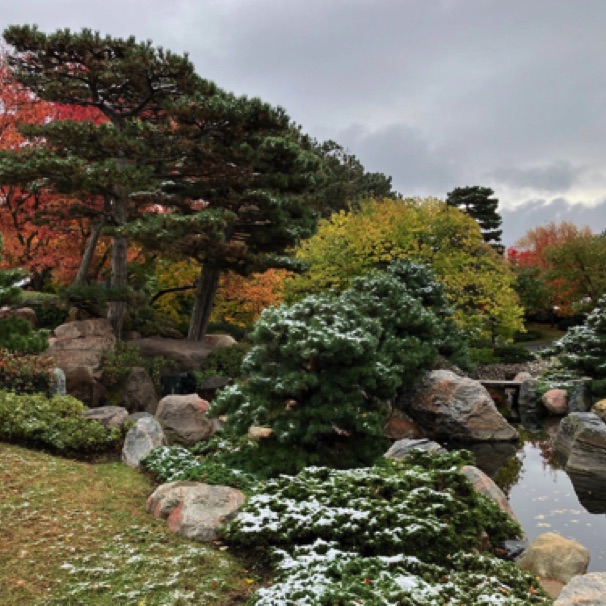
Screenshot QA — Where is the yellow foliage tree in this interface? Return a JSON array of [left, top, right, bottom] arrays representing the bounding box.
[[287, 197, 523, 343], [152, 259, 289, 331]]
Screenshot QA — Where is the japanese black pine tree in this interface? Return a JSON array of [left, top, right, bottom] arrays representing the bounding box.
[[446, 185, 503, 250], [1, 25, 199, 336]]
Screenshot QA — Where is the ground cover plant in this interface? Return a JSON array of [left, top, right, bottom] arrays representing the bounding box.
[[225, 450, 549, 605], [0, 391, 124, 455], [142, 437, 261, 491], [0, 442, 254, 606]]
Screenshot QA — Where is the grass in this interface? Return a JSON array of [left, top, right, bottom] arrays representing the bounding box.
[[0, 442, 255, 606], [516, 322, 566, 346]]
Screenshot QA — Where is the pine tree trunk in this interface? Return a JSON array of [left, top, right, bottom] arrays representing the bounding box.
[[108, 195, 128, 338], [73, 215, 105, 285], [187, 265, 221, 341]]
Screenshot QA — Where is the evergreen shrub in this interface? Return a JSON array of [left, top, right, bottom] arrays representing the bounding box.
[[194, 341, 251, 383], [0, 391, 125, 454], [0, 349, 55, 393], [549, 296, 606, 396], [0, 317, 49, 354], [225, 451, 547, 605], [211, 261, 468, 471]]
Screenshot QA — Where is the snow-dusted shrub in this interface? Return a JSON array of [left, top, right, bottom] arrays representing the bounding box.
[[225, 451, 547, 605], [211, 261, 466, 471], [550, 295, 606, 395]]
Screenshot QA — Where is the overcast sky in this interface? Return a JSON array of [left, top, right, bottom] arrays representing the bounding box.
[[2, 0, 606, 243]]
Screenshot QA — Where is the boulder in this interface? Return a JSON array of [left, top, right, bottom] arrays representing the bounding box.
[[460, 465, 518, 522], [542, 389, 568, 415], [64, 365, 106, 407], [384, 438, 445, 460], [383, 409, 426, 440], [146, 481, 245, 542], [516, 532, 590, 584], [130, 335, 236, 372], [568, 379, 592, 413], [155, 394, 215, 446], [553, 412, 606, 510], [47, 319, 115, 406], [122, 416, 167, 468], [554, 572, 606, 605], [591, 399, 606, 423], [122, 367, 158, 414], [396, 370, 518, 442], [82, 405, 129, 428]]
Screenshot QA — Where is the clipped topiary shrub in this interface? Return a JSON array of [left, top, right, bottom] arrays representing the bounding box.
[[225, 450, 548, 605], [0, 349, 55, 394], [0, 391, 125, 455]]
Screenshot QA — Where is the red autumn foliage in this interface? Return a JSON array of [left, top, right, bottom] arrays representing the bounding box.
[[0, 52, 108, 287]]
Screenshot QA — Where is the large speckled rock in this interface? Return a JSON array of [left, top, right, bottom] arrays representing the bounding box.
[[155, 394, 215, 446], [460, 465, 518, 522], [554, 412, 606, 509], [146, 481, 245, 542], [396, 370, 518, 442], [516, 533, 590, 584], [122, 416, 167, 468], [554, 572, 606, 605]]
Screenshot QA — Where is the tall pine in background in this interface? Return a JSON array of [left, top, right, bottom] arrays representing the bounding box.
[[446, 186, 503, 251]]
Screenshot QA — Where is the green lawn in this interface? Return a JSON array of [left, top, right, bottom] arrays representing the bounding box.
[[0, 443, 255, 606]]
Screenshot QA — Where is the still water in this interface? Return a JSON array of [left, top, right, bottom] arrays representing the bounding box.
[[469, 421, 606, 572]]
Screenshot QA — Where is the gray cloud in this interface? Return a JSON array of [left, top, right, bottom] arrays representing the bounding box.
[[489, 162, 582, 194], [502, 197, 606, 245], [3, 0, 606, 243]]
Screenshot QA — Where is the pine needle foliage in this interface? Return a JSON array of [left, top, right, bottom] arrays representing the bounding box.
[[211, 261, 468, 470]]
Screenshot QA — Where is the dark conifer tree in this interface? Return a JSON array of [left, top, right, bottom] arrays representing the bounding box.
[[446, 185, 503, 250]]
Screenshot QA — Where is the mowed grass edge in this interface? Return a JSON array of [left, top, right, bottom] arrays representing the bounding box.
[[0, 442, 255, 606]]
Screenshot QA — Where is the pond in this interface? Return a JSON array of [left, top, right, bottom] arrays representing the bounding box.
[[467, 420, 606, 572]]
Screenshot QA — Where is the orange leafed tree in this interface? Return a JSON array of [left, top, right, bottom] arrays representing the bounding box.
[[0, 52, 108, 287], [510, 221, 595, 316]]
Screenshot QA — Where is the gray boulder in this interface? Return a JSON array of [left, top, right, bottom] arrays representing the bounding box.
[[396, 370, 518, 442], [122, 367, 158, 414], [555, 572, 606, 605], [82, 405, 129, 428], [554, 412, 606, 510], [516, 532, 590, 584], [146, 481, 245, 542], [122, 416, 167, 468], [155, 394, 215, 446], [47, 318, 115, 406], [384, 438, 445, 459]]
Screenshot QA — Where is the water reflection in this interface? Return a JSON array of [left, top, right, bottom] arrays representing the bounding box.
[[470, 422, 606, 572]]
